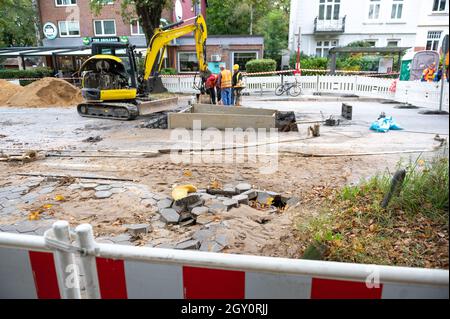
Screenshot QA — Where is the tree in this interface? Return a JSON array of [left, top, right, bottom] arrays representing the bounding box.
[[0, 0, 38, 46], [90, 0, 172, 44], [255, 9, 289, 63], [206, 0, 272, 35]]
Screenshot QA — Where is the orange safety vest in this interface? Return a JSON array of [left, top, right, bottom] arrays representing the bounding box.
[[220, 70, 232, 88]]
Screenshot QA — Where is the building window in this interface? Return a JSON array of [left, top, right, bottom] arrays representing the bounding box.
[[94, 20, 116, 36], [391, 0, 403, 19], [130, 20, 144, 35], [368, 0, 381, 20], [432, 0, 447, 11], [58, 21, 80, 37], [426, 31, 442, 50], [366, 40, 377, 47], [315, 40, 338, 57], [232, 52, 258, 70], [55, 0, 76, 6], [387, 40, 399, 47], [178, 52, 199, 72], [319, 0, 341, 20]]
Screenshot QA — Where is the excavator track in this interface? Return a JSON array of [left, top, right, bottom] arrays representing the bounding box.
[[77, 102, 139, 120]]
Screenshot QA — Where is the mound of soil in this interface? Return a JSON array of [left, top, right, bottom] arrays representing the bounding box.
[[6, 77, 82, 107], [0, 80, 24, 106]]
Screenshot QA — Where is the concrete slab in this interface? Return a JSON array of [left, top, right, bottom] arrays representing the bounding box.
[[169, 113, 275, 130], [192, 104, 276, 116]]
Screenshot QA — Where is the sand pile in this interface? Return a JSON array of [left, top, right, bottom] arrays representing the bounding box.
[[0, 79, 24, 106], [6, 77, 83, 107]]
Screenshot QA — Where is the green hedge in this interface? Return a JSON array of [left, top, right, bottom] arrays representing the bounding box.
[[0, 67, 54, 86], [0, 67, 53, 80], [245, 59, 277, 74], [160, 68, 177, 75]]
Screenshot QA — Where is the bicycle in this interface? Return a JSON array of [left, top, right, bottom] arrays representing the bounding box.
[[275, 77, 302, 97]]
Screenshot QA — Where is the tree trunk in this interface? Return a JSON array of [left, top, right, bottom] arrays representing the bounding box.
[[32, 0, 43, 46], [135, 2, 165, 45]]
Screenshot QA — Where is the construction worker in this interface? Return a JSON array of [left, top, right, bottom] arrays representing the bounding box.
[[421, 62, 437, 82], [217, 65, 232, 106], [205, 73, 217, 104], [232, 64, 244, 106]]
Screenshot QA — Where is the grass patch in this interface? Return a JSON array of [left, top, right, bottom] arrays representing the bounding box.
[[297, 156, 449, 268]]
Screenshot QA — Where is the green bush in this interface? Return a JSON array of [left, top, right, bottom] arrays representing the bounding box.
[[160, 68, 177, 75], [0, 67, 53, 80], [245, 59, 277, 74], [289, 53, 328, 75]]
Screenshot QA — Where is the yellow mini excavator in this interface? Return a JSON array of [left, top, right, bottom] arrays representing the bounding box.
[[77, 15, 210, 120]]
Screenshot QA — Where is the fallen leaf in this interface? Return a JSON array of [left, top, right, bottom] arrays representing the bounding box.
[[183, 170, 193, 177], [28, 211, 40, 221], [54, 195, 65, 201], [210, 180, 221, 189], [43, 204, 53, 209]]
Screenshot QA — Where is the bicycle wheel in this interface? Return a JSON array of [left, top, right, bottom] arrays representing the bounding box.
[[289, 84, 302, 97], [275, 85, 285, 96]]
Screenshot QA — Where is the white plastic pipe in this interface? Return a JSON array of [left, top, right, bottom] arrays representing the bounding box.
[[52, 221, 81, 299]]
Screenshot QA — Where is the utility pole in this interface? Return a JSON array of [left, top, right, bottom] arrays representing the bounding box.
[[294, 27, 302, 75]]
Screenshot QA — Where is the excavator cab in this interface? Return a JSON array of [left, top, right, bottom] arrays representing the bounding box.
[[80, 42, 139, 102]]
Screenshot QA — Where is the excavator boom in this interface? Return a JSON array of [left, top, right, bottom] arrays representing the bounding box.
[[143, 15, 209, 81]]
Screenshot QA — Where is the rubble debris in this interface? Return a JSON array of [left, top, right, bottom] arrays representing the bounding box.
[[157, 198, 173, 210], [232, 194, 250, 205], [325, 116, 340, 126], [95, 191, 112, 199], [196, 215, 215, 225], [308, 124, 321, 137], [235, 183, 252, 193], [242, 189, 257, 200], [208, 202, 227, 214], [276, 111, 299, 132], [160, 208, 180, 224], [200, 241, 224, 252], [0, 150, 39, 163], [175, 239, 201, 250], [139, 112, 168, 129], [83, 136, 103, 143], [126, 224, 151, 236], [206, 188, 239, 196], [222, 199, 239, 210], [191, 206, 209, 216]]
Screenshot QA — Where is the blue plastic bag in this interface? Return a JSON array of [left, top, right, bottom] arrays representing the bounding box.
[[370, 116, 403, 133]]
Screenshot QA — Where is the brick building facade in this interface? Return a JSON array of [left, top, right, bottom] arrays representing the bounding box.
[[36, 0, 264, 73]]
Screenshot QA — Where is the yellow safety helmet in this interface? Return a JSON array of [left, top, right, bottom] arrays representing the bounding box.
[[233, 64, 240, 70]]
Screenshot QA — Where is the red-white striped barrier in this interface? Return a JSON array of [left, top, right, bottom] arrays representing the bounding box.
[[0, 247, 61, 299], [0, 224, 448, 299], [91, 257, 448, 299]]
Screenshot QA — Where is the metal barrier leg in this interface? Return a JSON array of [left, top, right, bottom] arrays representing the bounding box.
[[75, 224, 101, 299]]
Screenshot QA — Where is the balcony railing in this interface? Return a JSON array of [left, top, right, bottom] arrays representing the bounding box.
[[314, 16, 346, 33]]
